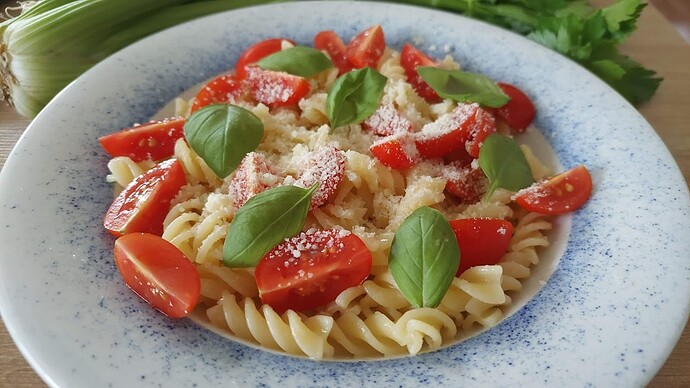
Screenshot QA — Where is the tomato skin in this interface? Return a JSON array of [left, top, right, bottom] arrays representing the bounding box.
[[370, 136, 418, 169], [235, 38, 294, 79], [346, 24, 386, 69], [494, 83, 536, 132], [104, 159, 187, 237], [314, 30, 353, 75], [465, 107, 497, 158], [415, 104, 479, 159], [515, 165, 593, 215], [449, 218, 514, 276], [400, 43, 441, 103], [246, 66, 311, 107], [255, 229, 372, 313], [114, 233, 200, 318], [98, 118, 186, 162], [191, 74, 247, 113]]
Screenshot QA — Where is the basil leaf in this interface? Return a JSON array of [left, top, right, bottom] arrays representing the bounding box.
[[326, 67, 387, 130], [478, 133, 534, 200], [184, 104, 263, 179], [417, 66, 510, 108], [257, 46, 333, 77], [223, 184, 316, 268], [389, 207, 460, 308]]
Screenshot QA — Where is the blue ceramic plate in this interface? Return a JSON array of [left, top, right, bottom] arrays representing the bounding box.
[[1, 2, 688, 387]]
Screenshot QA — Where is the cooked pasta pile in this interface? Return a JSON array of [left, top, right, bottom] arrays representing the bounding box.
[[107, 47, 553, 360]]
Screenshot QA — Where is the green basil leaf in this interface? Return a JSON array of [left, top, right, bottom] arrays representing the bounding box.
[[326, 67, 387, 130], [257, 46, 333, 77], [478, 133, 534, 200], [389, 207, 460, 308], [184, 104, 263, 179], [223, 184, 316, 268], [417, 66, 510, 108]]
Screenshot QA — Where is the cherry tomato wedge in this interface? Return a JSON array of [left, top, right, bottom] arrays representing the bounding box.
[[465, 107, 497, 158], [256, 229, 372, 313], [514, 165, 593, 215], [346, 24, 386, 69], [449, 218, 514, 276], [370, 134, 419, 170], [104, 159, 187, 237], [415, 104, 478, 159], [294, 145, 345, 209], [400, 43, 441, 103], [314, 30, 353, 75], [362, 104, 413, 137], [444, 164, 487, 203], [246, 66, 311, 107], [494, 83, 536, 133], [114, 233, 200, 318], [191, 74, 247, 113], [98, 118, 186, 162], [229, 152, 280, 208], [235, 38, 294, 79]]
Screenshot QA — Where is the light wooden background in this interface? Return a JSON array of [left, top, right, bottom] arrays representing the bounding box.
[[1, 1, 689, 387]]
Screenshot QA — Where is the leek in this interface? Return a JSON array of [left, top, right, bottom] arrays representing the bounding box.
[[0, 0, 279, 118]]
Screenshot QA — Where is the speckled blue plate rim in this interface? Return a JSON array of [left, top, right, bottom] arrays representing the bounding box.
[[0, 2, 688, 387]]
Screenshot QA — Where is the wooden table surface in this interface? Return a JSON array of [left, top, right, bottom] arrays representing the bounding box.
[[1, 2, 689, 387]]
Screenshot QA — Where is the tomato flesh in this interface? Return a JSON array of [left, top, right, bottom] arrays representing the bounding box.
[[235, 38, 294, 79], [400, 43, 441, 103], [465, 107, 497, 158], [450, 218, 514, 276], [98, 118, 186, 162], [114, 233, 200, 318], [346, 24, 386, 69], [191, 74, 247, 113], [370, 134, 419, 169], [104, 159, 187, 236], [494, 83, 536, 133], [294, 145, 345, 209], [255, 229, 372, 313], [314, 30, 353, 75], [415, 103, 478, 159], [246, 66, 311, 107], [515, 165, 592, 215]]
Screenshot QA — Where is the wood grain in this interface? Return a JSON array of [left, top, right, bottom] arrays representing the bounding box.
[[0, 1, 688, 387]]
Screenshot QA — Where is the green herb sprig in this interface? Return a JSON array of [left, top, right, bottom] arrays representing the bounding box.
[[417, 67, 509, 107], [326, 67, 387, 130], [478, 134, 534, 200], [258, 46, 333, 77]]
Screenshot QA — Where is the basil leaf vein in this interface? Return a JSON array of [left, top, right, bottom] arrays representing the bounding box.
[[258, 46, 333, 77], [389, 206, 460, 308], [417, 66, 510, 108], [184, 104, 263, 179], [478, 133, 534, 200], [223, 184, 316, 268], [326, 67, 387, 130]]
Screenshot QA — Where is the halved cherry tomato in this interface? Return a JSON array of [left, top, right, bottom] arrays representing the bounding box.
[[444, 164, 487, 203], [449, 218, 514, 276], [98, 118, 186, 162], [314, 30, 353, 75], [362, 104, 413, 136], [400, 43, 441, 103], [346, 24, 386, 69], [246, 66, 311, 108], [229, 152, 280, 208], [104, 159, 187, 237], [494, 83, 536, 133], [294, 145, 345, 209], [370, 134, 418, 169], [191, 74, 247, 113], [465, 107, 496, 158], [514, 165, 592, 215], [235, 38, 294, 79], [415, 103, 478, 159], [114, 233, 200, 318], [255, 229, 372, 313]]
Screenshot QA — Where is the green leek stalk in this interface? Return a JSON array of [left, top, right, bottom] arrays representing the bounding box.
[[0, 0, 279, 118]]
